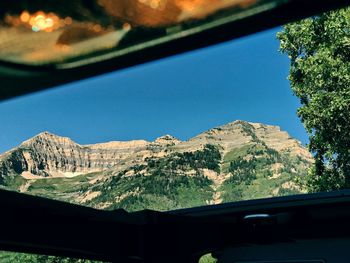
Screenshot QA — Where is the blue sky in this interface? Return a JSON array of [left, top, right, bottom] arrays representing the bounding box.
[[0, 27, 308, 154]]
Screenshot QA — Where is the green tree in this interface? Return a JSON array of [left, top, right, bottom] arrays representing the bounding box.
[[277, 7, 350, 191], [199, 253, 217, 263]]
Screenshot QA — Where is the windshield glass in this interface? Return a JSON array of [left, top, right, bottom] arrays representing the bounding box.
[[1, 6, 349, 212]]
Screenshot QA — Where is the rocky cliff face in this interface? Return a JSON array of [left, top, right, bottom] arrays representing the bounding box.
[[176, 120, 311, 159], [0, 121, 313, 211], [0, 132, 180, 180]]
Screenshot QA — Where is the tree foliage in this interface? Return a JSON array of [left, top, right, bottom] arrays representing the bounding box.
[[277, 7, 350, 191], [0, 251, 102, 263]]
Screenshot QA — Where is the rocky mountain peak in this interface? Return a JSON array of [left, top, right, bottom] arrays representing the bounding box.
[[20, 131, 77, 148], [182, 120, 312, 162], [217, 120, 275, 131], [154, 135, 181, 145]]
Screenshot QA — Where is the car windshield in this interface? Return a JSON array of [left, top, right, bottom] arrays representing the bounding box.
[[1, 6, 349, 213]]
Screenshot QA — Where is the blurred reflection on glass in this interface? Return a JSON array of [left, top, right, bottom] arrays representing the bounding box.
[[0, 0, 271, 65]]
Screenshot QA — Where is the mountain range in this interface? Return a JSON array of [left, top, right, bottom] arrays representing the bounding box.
[[0, 120, 312, 211]]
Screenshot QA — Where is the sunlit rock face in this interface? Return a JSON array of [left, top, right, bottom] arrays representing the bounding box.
[[174, 120, 312, 161], [0, 132, 153, 179], [154, 135, 181, 146], [0, 120, 312, 181]]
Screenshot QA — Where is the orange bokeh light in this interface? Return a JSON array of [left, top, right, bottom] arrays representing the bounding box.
[[64, 17, 73, 25], [20, 11, 30, 22], [16, 10, 68, 32]]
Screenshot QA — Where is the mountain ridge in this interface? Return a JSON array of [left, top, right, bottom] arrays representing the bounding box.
[[0, 120, 312, 211], [0, 120, 312, 179], [1, 120, 306, 153]]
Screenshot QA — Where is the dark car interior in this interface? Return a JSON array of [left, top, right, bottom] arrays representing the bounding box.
[[1, 1, 350, 262]]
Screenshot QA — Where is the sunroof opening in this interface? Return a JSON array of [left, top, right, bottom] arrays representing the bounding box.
[[0, 24, 311, 211], [0, 6, 349, 213]]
